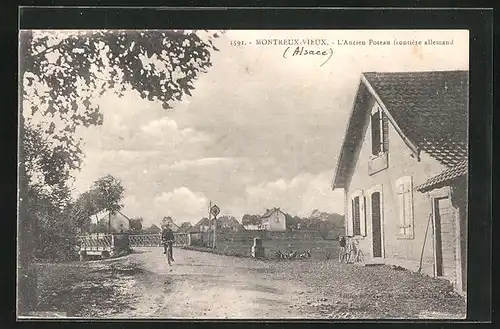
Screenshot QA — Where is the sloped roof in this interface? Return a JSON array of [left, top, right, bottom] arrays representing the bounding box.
[[162, 217, 181, 229], [97, 210, 131, 225], [415, 160, 468, 192], [218, 216, 246, 231], [188, 217, 210, 232], [261, 207, 286, 218], [332, 70, 468, 190]]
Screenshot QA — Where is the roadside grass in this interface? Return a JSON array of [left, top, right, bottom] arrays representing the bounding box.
[[182, 242, 466, 319], [36, 257, 142, 317], [255, 258, 466, 319], [187, 239, 341, 260]]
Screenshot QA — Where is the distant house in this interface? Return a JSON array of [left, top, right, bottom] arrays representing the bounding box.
[[216, 216, 246, 232], [161, 216, 181, 232], [93, 210, 131, 233], [332, 71, 468, 294], [260, 208, 287, 232], [144, 224, 162, 234], [188, 218, 211, 233], [243, 224, 262, 231]]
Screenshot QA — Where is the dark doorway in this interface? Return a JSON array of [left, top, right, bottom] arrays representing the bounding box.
[[434, 196, 457, 280], [371, 192, 382, 258]]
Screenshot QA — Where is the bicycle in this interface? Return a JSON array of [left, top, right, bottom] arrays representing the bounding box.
[[162, 239, 174, 266], [346, 238, 364, 264], [338, 236, 364, 264]]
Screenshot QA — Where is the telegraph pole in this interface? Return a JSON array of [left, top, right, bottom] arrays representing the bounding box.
[[213, 213, 217, 250], [208, 200, 212, 247], [209, 203, 220, 250]]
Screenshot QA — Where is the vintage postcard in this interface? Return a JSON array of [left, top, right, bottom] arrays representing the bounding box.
[[18, 29, 469, 320]]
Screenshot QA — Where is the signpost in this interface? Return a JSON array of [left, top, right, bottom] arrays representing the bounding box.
[[210, 204, 220, 249]]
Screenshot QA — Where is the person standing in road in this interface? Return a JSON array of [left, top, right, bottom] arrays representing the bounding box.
[[162, 223, 175, 262]]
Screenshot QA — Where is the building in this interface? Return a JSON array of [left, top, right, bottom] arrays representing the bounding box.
[[243, 224, 262, 231], [93, 210, 131, 233], [260, 208, 287, 232], [188, 218, 211, 233], [216, 216, 246, 232], [161, 216, 181, 232], [331, 71, 468, 294]]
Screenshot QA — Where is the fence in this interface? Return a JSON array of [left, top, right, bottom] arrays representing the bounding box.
[[128, 233, 190, 247], [77, 233, 130, 259], [174, 232, 189, 247], [128, 234, 161, 247]]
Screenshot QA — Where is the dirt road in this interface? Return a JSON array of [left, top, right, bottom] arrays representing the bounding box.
[[111, 247, 309, 319], [35, 246, 466, 319]]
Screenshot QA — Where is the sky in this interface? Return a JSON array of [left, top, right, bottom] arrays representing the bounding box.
[[31, 30, 469, 227]]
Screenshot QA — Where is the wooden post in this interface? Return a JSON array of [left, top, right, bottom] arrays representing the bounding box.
[[208, 200, 212, 247], [213, 215, 217, 250]]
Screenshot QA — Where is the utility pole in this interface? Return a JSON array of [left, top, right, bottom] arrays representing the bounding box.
[[208, 200, 212, 247], [213, 213, 217, 250]]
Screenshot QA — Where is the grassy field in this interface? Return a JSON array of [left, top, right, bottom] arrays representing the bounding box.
[[216, 238, 340, 260]]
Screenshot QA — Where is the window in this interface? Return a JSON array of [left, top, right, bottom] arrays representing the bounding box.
[[348, 190, 366, 237], [371, 104, 389, 156], [352, 196, 361, 235], [396, 176, 414, 239]]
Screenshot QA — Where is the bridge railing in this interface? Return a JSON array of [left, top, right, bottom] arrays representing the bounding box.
[[127, 233, 191, 247], [77, 233, 130, 259]]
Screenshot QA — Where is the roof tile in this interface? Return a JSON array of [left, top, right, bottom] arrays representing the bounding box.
[[364, 71, 468, 167], [415, 160, 468, 192]]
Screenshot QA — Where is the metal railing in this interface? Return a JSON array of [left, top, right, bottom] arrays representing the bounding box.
[[78, 233, 112, 249], [128, 234, 161, 247], [127, 233, 191, 247]]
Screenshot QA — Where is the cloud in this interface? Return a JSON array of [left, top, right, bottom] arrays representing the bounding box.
[[153, 187, 208, 224], [161, 157, 241, 171], [139, 116, 208, 145], [244, 171, 344, 217]]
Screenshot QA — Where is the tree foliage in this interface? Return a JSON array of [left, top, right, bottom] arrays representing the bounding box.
[[20, 29, 221, 228], [69, 175, 125, 233], [180, 222, 193, 231], [18, 29, 221, 312], [90, 175, 125, 212], [129, 217, 144, 233], [241, 214, 261, 226]]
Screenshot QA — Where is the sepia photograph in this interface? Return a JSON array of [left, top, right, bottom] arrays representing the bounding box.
[[18, 28, 469, 320]]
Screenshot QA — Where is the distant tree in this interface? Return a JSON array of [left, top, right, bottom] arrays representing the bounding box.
[[91, 175, 125, 213], [89, 222, 109, 234], [69, 190, 100, 233], [129, 217, 143, 233], [180, 222, 192, 231], [18, 30, 222, 312], [293, 216, 305, 230], [241, 214, 261, 226], [284, 213, 294, 230]]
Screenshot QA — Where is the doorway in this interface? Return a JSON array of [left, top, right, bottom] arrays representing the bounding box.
[[434, 196, 457, 281], [371, 192, 383, 258]]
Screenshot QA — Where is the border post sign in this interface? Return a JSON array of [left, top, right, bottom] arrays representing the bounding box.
[[210, 204, 220, 249]]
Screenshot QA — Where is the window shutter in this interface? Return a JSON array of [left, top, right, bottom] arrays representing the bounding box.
[[396, 176, 414, 239], [403, 176, 414, 239], [396, 180, 406, 236], [382, 112, 389, 152], [371, 111, 381, 155], [360, 194, 367, 236]]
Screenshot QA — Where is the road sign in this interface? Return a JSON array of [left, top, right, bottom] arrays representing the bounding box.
[[210, 204, 220, 217]]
